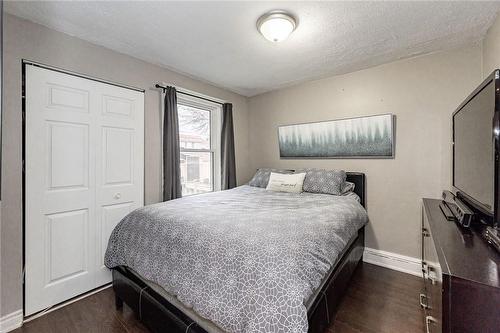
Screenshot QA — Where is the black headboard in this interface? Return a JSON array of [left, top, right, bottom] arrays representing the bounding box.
[[346, 172, 366, 208]]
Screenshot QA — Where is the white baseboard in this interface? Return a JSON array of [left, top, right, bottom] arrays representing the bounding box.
[[363, 247, 422, 277], [0, 310, 23, 333]]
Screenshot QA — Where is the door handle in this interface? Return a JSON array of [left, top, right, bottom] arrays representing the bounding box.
[[422, 228, 430, 237], [114, 193, 121, 199]]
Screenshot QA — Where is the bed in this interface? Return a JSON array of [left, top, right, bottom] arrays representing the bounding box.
[[105, 172, 367, 333]]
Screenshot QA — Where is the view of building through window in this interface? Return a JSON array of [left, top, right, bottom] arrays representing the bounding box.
[[178, 103, 213, 196]]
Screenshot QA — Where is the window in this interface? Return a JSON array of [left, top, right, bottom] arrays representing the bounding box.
[[177, 94, 221, 196]]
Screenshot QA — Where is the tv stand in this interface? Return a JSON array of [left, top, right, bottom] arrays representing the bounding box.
[[421, 199, 500, 332]]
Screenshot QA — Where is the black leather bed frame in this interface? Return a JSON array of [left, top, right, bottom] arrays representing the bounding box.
[[112, 172, 366, 333]]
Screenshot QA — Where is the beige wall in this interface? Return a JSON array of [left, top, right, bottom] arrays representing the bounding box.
[[247, 46, 483, 259], [0, 14, 251, 316], [483, 13, 500, 76]]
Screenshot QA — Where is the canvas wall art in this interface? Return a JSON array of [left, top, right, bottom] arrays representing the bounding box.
[[278, 114, 395, 158]]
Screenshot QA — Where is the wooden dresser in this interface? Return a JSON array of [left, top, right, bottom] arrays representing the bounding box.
[[421, 199, 500, 333]]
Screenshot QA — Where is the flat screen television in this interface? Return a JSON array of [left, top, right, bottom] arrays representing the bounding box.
[[452, 69, 500, 226]]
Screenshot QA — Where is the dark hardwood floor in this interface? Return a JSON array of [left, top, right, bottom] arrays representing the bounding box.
[[14, 263, 424, 333], [330, 263, 424, 333]]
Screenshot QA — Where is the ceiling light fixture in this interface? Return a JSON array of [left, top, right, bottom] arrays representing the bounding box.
[[257, 11, 297, 43]]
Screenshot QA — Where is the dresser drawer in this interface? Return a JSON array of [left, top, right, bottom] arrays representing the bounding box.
[[423, 275, 442, 333], [421, 205, 442, 333]]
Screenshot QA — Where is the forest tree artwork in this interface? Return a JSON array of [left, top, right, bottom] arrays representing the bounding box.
[[278, 114, 394, 158]]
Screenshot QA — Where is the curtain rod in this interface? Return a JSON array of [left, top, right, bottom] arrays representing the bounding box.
[[155, 83, 225, 106]]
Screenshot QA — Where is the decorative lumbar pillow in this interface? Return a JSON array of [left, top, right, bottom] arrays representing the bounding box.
[[266, 172, 306, 193], [298, 168, 347, 195], [248, 168, 293, 188]]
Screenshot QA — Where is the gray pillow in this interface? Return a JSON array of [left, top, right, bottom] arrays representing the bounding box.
[[298, 168, 347, 195], [341, 181, 355, 195], [248, 168, 293, 188]]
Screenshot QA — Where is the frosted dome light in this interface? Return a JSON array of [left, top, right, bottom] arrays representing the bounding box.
[[257, 11, 297, 43]]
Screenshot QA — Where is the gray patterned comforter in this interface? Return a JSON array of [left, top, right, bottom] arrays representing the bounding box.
[[105, 185, 368, 333]]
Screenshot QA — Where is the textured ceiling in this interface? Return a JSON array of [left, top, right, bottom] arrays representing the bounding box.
[[6, 1, 500, 96]]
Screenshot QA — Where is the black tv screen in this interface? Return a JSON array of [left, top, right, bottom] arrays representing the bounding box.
[[453, 71, 499, 222]]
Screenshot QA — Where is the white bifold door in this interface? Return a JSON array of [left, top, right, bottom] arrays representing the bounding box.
[[25, 65, 144, 316]]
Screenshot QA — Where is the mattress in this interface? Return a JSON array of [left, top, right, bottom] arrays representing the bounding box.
[[105, 185, 368, 333]]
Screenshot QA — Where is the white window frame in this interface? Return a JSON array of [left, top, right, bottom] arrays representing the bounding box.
[[177, 93, 222, 195]]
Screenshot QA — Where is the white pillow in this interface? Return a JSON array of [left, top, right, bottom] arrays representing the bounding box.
[[266, 172, 306, 193]]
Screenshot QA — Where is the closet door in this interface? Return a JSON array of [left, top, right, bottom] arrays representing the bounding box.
[[25, 65, 144, 315], [94, 80, 144, 286]]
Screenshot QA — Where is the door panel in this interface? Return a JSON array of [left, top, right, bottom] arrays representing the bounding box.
[[103, 127, 133, 185], [48, 83, 89, 112], [98, 202, 134, 269], [95, 83, 144, 286], [25, 65, 144, 315], [46, 209, 89, 283], [47, 121, 89, 190], [102, 95, 134, 118], [25, 66, 95, 316]]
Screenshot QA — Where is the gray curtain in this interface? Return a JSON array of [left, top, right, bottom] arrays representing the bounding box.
[[221, 103, 236, 190], [163, 86, 182, 201]]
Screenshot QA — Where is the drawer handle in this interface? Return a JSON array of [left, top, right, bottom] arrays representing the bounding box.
[[419, 293, 429, 309], [422, 261, 428, 271], [114, 193, 122, 199], [426, 315, 437, 333], [422, 228, 430, 237], [423, 271, 436, 285], [426, 265, 437, 285], [422, 262, 437, 284]]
